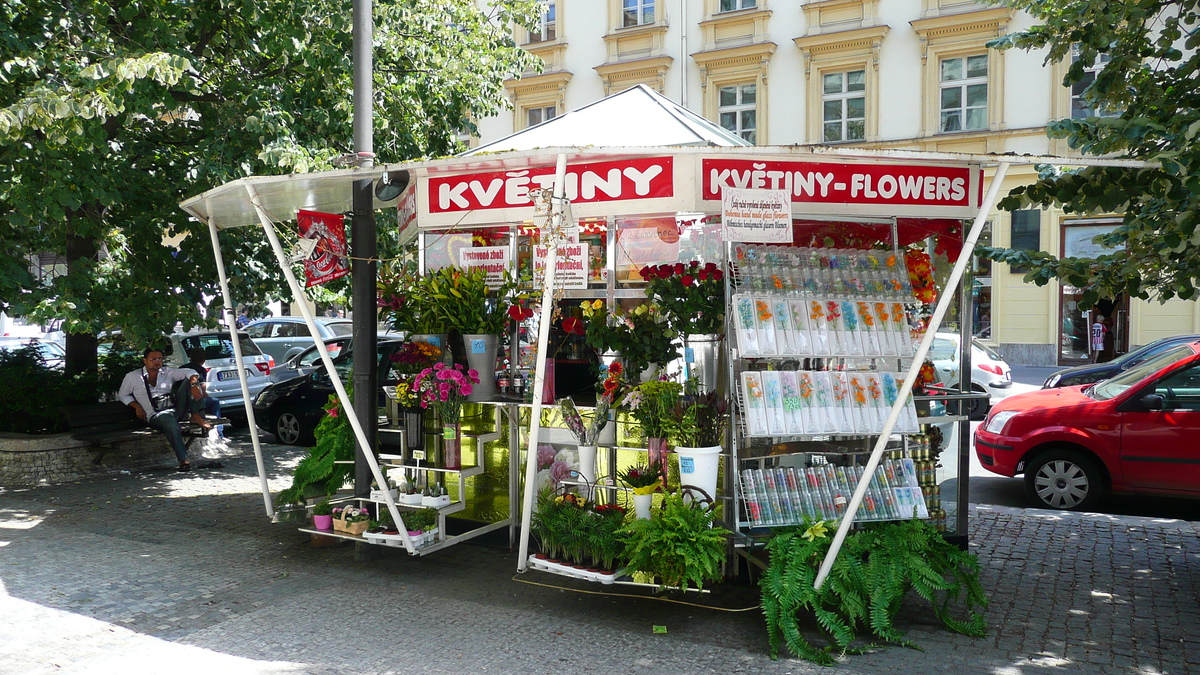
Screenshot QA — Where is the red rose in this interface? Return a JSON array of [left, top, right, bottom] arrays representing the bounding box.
[[704, 262, 718, 272], [681, 274, 694, 287], [657, 264, 673, 277], [674, 262, 685, 275], [639, 265, 655, 279], [690, 260, 700, 268], [698, 270, 709, 282], [713, 270, 724, 282]]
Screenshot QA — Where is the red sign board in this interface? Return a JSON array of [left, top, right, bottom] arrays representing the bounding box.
[[296, 210, 349, 288], [702, 159, 975, 207], [429, 156, 674, 213]]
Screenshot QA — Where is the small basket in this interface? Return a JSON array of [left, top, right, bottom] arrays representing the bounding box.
[[333, 518, 370, 535]]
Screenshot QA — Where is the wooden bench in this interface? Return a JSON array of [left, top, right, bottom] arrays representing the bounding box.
[[63, 402, 228, 463]]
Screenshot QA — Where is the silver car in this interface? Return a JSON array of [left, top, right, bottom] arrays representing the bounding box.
[[243, 317, 354, 364], [0, 337, 65, 369], [164, 331, 273, 418]]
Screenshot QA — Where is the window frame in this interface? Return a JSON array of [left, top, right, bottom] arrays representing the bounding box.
[[821, 68, 867, 143], [525, 104, 558, 129], [938, 53, 989, 133], [718, 0, 756, 12], [527, 0, 557, 44], [622, 0, 655, 28], [717, 82, 759, 144]]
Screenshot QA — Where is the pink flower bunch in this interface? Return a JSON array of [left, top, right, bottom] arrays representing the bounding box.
[[412, 362, 480, 424]]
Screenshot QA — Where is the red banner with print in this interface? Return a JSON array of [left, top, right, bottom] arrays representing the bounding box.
[[297, 210, 350, 288]]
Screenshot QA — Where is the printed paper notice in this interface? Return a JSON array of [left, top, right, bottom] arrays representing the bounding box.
[[533, 243, 589, 290], [458, 246, 512, 287], [721, 187, 793, 243]]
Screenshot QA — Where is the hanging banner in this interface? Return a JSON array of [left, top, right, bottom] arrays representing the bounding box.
[[533, 243, 589, 290], [396, 184, 418, 242], [458, 246, 512, 287], [721, 187, 793, 243], [297, 210, 350, 287]]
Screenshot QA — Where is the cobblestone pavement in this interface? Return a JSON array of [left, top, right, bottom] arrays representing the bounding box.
[[1, 435, 1197, 675]]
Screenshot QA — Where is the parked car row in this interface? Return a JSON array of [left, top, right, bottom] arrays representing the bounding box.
[[0, 336, 66, 369]]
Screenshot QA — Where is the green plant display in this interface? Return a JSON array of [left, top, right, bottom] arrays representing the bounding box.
[[622, 380, 682, 440], [311, 499, 334, 516], [668, 389, 729, 448], [274, 388, 357, 507], [760, 518, 988, 665], [640, 261, 726, 336], [403, 507, 439, 533], [617, 492, 730, 591], [531, 489, 628, 570], [580, 300, 679, 379]]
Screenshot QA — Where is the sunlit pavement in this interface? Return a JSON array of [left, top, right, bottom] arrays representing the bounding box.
[[0, 431, 1198, 674]]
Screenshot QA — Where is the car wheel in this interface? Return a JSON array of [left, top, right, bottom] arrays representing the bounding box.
[[966, 386, 991, 421], [274, 409, 313, 446], [1023, 449, 1103, 511]]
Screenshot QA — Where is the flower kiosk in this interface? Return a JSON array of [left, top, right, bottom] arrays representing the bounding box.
[[181, 142, 1022, 662]]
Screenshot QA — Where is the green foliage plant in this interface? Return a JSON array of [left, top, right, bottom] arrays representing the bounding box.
[[979, 0, 1200, 306], [667, 389, 729, 448], [617, 491, 731, 591], [622, 380, 682, 440], [759, 518, 987, 665], [403, 507, 439, 533], [580, 300, 679, 379], [0, 344, 137, 433], [311, 499, 334, 517], [274, 388, 356, 508]]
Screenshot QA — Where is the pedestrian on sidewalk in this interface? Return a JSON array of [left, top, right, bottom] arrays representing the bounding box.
[[1091, 315, 1108, 363]]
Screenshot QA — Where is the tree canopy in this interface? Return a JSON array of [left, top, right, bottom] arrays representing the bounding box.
[[983, 0, 1200, 309], [0, 0, 539, 372]]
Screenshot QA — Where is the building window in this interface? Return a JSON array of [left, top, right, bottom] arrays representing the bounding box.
[[1071, 45, 1115, 119], [822, 69, 866, 143], [719, 0, 756, 11], [622, 0, 655, 27], [528, 0, 556, 43], [718, 83, 757, 143], [1009, 209, 1040, 273], [526, 105, 557, 128], [939, 54, 988, 132]]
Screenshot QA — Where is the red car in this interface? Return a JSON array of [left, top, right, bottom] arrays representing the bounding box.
[[976, 341, 1200, 510]]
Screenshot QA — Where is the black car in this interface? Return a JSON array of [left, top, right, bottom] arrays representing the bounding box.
[[253, 338, 406, 446], [1043, 334, 1200, 388]]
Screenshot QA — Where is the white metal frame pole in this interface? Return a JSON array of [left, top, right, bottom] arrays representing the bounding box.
[[516, 153, 568, 572], [813, 161, 1010, 590], [203, 216, 272, 516], [245, 185, 413, 553]]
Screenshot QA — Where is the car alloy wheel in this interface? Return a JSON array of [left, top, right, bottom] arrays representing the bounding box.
[[1024, 449, 1102, 511], [275, 411, 303, 446]]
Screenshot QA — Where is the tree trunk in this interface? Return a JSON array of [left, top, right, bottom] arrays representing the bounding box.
[[64, 231, 99, 377]]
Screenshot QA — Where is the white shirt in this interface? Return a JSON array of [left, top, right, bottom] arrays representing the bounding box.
[[118, 367, 193, 414]]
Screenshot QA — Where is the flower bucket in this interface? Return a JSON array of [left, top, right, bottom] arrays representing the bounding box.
[[675, 445, 721, 505], [682, 334, 724, 392], [577, 445, 596, 500], [463, 333, 499, 401], [313, 514, 334, 531], [633, 492, 654, 520]]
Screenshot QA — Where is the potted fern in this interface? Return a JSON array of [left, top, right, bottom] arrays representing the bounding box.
[[617, 491, 731, 591]]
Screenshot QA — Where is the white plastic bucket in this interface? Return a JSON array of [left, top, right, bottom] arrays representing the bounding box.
[[674, 445, 721, 503]]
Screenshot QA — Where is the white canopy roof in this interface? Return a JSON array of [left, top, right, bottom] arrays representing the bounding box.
[[461, 84, 752, 155]]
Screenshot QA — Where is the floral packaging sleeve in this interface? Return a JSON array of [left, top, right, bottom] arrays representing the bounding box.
[[873, 301, 898, 356], [733, 294, 760, 356], [779, 370, 805, 435], [891, 302, 913, 357], [753, 298, 778, 355], [808, 300, 831, 356], [740, 371, 768, 436], [771, 297, 795, 355], [761, 370, 787, 436], [787, 298, 814, 355], [856, 301, 884, 357], [865, 372, 888, 431], [824, 300, 845, 355], [811, 371, 839, 434], [848, 372, 875, 433], [831, 371, 864, 434], [838, 300, 865, 357]]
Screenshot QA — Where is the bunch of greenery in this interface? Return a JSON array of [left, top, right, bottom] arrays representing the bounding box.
[[617, 460, 663, 495], [580, 300, 679, 379], [531, 489, 628, 570], [0, 345, 138, 434], [640, 261, 726, 335], [667, 389, 729, 448], [377, 264, 445, 335], [621, 380, 683, 440], [430, 266, 527, 335], [760, 518, 987, 665], [403, 507, 439, 533], [274, 388, 357, 508], [617, 492, 730, 591], [311, 499, 334, 517]]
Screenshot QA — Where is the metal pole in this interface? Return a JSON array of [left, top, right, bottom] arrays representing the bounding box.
[[203, 216, 272, 516], [516, 154, 568, 572], [351, 0, 377, 499], [813, 161, 1010, 590]]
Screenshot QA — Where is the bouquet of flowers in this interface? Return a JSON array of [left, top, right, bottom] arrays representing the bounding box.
[[557, 362, 623, 446], [412, 362, 480, 424], [580, 299, 678, 379], [618, 460, 664, 495], [389, 341, 443, 376], [623, 379, 683, 440], [640, 261, 726, 335]]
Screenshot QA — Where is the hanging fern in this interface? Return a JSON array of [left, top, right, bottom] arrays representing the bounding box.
[[275, 387, 356, 507], [760, 518, 988, 665]]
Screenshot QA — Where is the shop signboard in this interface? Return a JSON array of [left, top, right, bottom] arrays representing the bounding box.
[[533, 243, 589, 290], [458, 246, 512, 287], [721, 187, 793, 243], [428, 156, 673, 213]]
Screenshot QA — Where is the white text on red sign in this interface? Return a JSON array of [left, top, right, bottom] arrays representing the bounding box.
[[702, 160, 975, 206]]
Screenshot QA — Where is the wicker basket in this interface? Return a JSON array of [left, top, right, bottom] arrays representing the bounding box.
[[333, 518, 370, 535]]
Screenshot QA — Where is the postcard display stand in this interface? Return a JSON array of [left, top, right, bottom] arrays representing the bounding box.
[[728, 240, 943, 536]]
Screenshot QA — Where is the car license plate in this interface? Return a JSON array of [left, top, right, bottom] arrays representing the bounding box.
[[217, 370, 244, 381]]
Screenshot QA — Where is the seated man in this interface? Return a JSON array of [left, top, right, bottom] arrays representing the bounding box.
[[117, 347, 202, 472], [180, 347, 223, 437]]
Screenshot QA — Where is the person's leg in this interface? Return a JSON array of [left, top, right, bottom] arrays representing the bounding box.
[[204, 397, 224, 438], [147, 411, 189, 466]]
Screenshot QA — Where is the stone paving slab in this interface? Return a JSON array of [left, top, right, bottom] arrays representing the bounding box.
[[0, 436, 1197, 674]]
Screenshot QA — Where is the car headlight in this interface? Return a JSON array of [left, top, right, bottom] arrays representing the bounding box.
[[1043, 373, 1061, 388], [984, 410, 1018, 434]]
